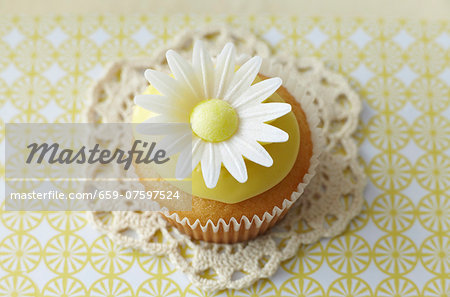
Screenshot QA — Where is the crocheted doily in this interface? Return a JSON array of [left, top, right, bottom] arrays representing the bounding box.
[[85, 27, 365, 291]]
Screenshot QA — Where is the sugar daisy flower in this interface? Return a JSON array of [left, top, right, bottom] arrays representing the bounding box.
[[135, 41, 292, 188]]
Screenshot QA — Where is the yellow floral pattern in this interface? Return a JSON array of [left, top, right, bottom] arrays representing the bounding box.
[[0, 15, 449, 296]]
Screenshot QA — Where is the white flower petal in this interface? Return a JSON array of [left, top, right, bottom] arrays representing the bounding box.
[[136, 122, 188, 136], [191, 136, 204, 171], [176, 145, 193, 180], [237, 102, 291, 123], [134, 94, 182, 115], [192, 40, 214, 98], [232, 77, 282, 108], [201, 142, 222, 188], [157, 132, 192, 157], [214, 42, 236, 98], [233, 136, 273, 167], [219, 141, 248, 183], [224, 56, 262, 102], [166, 50, 202, 99], [142, 114, 179, 123], [144, 69, 184, 101], [239, 122, 289, 143], [175, 136, 204, 179]]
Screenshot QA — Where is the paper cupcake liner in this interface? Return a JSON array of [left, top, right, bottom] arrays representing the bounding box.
[[163, 56, 326, 242]]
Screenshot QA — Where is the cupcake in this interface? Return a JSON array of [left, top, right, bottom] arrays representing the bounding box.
[[133, 41, 320, 243]]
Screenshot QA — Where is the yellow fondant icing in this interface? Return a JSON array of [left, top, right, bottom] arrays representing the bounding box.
[[132, 77, 300, 204]]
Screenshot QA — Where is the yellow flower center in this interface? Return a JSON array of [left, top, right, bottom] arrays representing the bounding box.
[[190, 99, 239, 142]]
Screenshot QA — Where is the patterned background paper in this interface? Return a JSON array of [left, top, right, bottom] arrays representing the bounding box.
[[0, 15, 449, 296]]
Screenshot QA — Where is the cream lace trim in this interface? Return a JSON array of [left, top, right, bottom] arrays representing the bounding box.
[[85, 26, 365, 291]]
